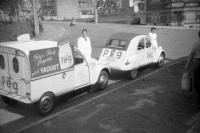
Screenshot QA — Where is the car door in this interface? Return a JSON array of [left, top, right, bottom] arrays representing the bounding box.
[[137, 38, 147, 66], [74, 50, 90, 90], [145, 37, 154, 64]]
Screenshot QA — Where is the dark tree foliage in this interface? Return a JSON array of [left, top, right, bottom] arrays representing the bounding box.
[[0, 0, 23, 22], [96, 0, 118, 16]]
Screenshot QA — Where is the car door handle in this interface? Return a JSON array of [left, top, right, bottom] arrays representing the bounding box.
[[62, 72, 67, 79], [20, 78, 30, 84]]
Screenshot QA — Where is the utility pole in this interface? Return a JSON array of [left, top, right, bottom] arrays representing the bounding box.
[[93, 0, 98, 23], [33, 0, 39, 36]]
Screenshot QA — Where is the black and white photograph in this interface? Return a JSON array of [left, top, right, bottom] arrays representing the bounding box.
[[0, 0, 200, 133]]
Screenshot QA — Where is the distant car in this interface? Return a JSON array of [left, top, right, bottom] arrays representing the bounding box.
[[99, 33, 165, 79], [130, 16, 141, 25], [0, 39, 110, 115]]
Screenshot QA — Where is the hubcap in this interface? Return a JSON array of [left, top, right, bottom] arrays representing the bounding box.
[[131, 70, 137, 79], [99, 74, 108, 89], [159, 56, 164, 66], [41, 96, 52, 112]]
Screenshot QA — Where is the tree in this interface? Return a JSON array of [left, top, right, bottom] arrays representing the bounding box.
[[0, 0, 22, 23], [96, 0, 118, 16]]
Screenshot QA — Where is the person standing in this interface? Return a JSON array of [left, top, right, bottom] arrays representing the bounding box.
[[149, 27, 158, 62], [185, 31, 200, 99], [148, 27, 158, 48], [77, 29, 92, 60]]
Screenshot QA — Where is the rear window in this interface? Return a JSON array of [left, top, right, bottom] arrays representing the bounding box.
[[0, 55, 5, 69], [138, 38, 145, 50], [107, 39, 127, 50], [145, 38, 151, 48], [13, 57, 19, 73]]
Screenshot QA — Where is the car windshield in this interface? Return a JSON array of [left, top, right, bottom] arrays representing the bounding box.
[[107, 39, 127, 50]]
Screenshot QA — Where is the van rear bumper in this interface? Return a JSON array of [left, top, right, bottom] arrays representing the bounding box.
[[0, 90, 31, 104]]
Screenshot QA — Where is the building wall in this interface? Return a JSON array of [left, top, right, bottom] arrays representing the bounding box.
[[41, 0, 94, 20], [146, 0, 171, 25], [146, 0, 200, 26], [183, 0, 200, 26], [78, 0, 94, 19], [57, 0, 79, 20]]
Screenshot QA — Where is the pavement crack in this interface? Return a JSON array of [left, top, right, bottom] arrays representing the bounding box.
[[131, 85, 163, 97], [77, 103, 109, 123], [125, 98, 156, 111]]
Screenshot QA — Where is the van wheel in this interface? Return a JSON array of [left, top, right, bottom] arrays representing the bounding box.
[[157, 53, 165, 68], [35, 92, 55, 115], [90, 71, 109, 92], [1, 96, 17, 105], [129, 69, 138, 80]]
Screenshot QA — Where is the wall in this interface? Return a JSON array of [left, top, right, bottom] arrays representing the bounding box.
[[57, 0, 80, 20]]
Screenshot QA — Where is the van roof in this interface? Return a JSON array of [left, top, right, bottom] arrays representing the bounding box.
[[0, 40, 58, 55]]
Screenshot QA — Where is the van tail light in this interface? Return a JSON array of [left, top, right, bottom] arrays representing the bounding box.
[[26, 85, 31, 98], [26, 89, 30, 97], [125, 60, 130, 65]]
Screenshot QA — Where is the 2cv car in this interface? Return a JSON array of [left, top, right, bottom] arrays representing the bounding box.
[[0, 39, 110, 115], [99, 33, 165, 79]]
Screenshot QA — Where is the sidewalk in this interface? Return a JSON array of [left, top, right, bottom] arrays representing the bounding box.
[[44, 21, 200, 30], [34, 23, 65, 41]]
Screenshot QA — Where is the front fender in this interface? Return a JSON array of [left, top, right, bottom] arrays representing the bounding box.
[[89, 63, 110, 85], [121, 55, 140, 71], [154, 46, 165, 62]]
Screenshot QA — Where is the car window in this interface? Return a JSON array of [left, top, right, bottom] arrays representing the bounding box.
[[74, 50, 84, 65], [110, 40, 119, 47], [108, 39, 127, 50], [145, 38, 151, 48], [119, 40, 127, 48], [0, 55, 5, 69], [138, 38, 145, 50]]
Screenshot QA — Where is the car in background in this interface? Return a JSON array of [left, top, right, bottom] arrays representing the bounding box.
[[99, 33, 165, 79]]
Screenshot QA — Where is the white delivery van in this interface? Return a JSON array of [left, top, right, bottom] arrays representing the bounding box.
[[0, 40, 110, 115]]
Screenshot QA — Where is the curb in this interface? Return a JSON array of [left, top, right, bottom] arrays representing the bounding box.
[[42, 21, 199, 30]]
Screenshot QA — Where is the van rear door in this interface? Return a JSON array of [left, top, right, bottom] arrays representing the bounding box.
[[8, 54, 29, 97], [0, 47, 30, 98], [0, 52, 10, 92]]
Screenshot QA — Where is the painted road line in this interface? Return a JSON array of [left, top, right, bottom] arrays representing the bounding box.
[[13, 59, 180, 133], [0, 108, 23, 126]]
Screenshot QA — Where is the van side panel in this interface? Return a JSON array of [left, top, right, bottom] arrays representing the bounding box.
[[30, 69, 74, 102]]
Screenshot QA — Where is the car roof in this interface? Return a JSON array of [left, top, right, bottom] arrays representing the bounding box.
[[0, 40, 58, 55], [105, 32, 141, 50], [109, 33, 140, 42]]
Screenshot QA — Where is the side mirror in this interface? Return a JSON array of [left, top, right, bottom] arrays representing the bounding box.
[[75, 57, 84, 64]]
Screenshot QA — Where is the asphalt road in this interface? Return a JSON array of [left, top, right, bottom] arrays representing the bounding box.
[[0, 22, 199, 133], [18, 59, 200, 133]]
